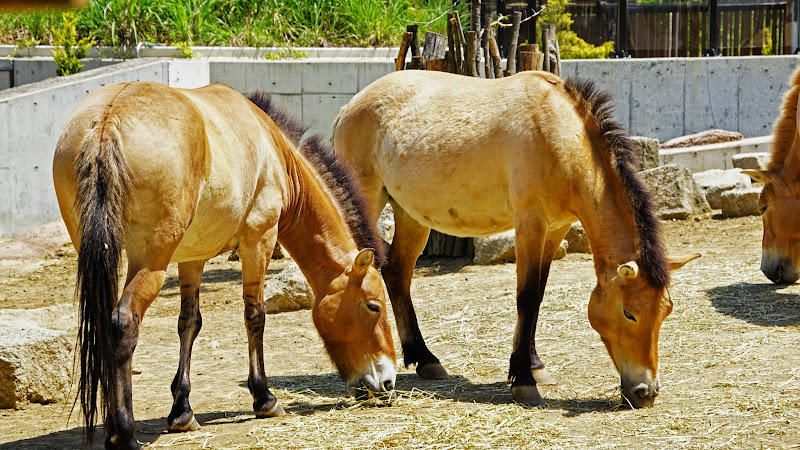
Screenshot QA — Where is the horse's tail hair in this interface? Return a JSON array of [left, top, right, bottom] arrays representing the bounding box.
[[73, 116, 132, 445]]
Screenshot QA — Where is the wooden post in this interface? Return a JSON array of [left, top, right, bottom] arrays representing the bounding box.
[[408, 25, 420, 57], [470, 0, 481, 77], [422, 32, 448, 69], [541, 26, 550, 73], [488, 28, 503, 78], [396, 32, 412, 71], [454, 11, 468, 74], [483, 13, 493, 78], [465, 30, 479, 76], [449, 18, 464, 74], [505, 10, 522, 76], [446, 12, 457, 74]]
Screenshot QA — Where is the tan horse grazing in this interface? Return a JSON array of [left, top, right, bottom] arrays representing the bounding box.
[[333, 70, 699, 408], [53, 82, 396, 449], [744, 67, 800, 284]]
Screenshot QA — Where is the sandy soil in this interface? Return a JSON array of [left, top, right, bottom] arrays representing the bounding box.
[[1, 215, 799, 449]]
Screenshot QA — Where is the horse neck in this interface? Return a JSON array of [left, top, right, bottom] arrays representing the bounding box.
[[277, 153, 356, 293], [573, 174, 639, 282]]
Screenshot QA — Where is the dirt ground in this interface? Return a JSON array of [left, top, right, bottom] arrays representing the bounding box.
[[0, 215, 799, 449]]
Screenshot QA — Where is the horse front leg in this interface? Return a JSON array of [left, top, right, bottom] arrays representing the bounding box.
[[106, 263, 168, 450], [238, 234, 284, 417], [527, 224, 571, 386], [508, 217, 551, 405], [167, 260, 206, 432], [382, 203, 447, 379]]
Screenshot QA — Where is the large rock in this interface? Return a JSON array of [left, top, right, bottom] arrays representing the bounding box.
[[263, 262, 315, 314], [0, 221, 72, 261], [732, 152, 771, 171], [693, 169, 752, 209], [473, 230, 516, 265], [0, 326, 72, 409], [378, 205, 395, 243], [630, 136, 661, 171], [721, 187, 762, 218], [660, 129, 743, 149], [565, 222, 591, 254], [0, 304, 76, 332], [473, 231, 567, 265], [639, 164, 712, 219]]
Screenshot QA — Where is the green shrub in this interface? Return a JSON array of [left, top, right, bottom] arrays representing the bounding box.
[[51, 12, 94, 76], [537, 0, 613, 59]]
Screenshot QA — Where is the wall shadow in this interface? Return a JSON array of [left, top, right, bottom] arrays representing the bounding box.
[[706, 282, 800, 326]]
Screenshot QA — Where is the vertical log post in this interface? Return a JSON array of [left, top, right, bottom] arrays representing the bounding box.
[[446, 12, 457, 74], [406, 25, 424, 70], [465, 30, 479, 76], [454, 11, 467, 74], [423, 32, 448, 70], [450, 18, 464, 74], [505, 10, 522, 76], [471, 0, 481, 75], [396, 32, 412, 71], [488, 27, 504, 78], [483, 13, 494, 78], [541, 26, 550, 73]]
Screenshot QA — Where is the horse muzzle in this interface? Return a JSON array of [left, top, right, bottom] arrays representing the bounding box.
[[761, 254, 800, 284], [347, 355, 396, 398], [621, 377, 660, 408]]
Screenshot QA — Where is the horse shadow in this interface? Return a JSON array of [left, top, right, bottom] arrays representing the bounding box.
[[0, 373, 620, 448], [706, 282, 800, 327]]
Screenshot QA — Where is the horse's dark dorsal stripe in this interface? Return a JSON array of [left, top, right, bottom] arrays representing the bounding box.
[[247, 92, 387, 267], [248, 91, 308, 146], [564, 77, 669, 288]]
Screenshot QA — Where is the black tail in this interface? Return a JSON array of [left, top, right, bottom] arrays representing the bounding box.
[[73, 119, 132, 445]]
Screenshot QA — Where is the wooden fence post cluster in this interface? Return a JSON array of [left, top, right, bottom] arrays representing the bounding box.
[[394, 2, 562, 257]]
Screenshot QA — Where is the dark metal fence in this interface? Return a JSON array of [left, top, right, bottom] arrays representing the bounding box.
[[493, 0, 796, 57]]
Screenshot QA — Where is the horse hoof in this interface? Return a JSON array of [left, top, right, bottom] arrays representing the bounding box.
[[532, 368, 557, 385], [511, 385, 543, 405], [417, 362, 448, 379], [167, 413, 201, 432], [255, 401, 285, 418]]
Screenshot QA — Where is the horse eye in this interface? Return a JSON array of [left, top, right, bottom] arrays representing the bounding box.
[[623, 309, 637, 322], [758, 205, 767, 215], [365, 303, 381, 314]]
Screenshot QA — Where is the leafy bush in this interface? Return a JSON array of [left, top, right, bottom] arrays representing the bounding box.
[[51, 12, 94, 76], [537, 0, 613, 59]]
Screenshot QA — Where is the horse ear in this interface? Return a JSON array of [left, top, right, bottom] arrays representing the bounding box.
[[741, 169, 774, 184], [349, 248, 374, 278], [668, 253, 701, 271], [617, 261, 639, 281]]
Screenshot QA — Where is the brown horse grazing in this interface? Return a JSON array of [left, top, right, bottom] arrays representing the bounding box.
[[743, 67, 800, 284], [333, 70, 699, 408], [53, 82, 396, 449]]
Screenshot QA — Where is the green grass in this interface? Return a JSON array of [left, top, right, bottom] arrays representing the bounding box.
[[0, 0, 468, 48]]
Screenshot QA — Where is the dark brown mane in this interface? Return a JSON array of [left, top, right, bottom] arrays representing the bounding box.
[[248, 91, 308, 147], [564, 77, 669, 288], [248, 92, 387, 267], [768, 66, 800, 173]]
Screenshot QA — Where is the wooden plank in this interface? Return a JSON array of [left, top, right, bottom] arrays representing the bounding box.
[[396, 32, 412, 71]]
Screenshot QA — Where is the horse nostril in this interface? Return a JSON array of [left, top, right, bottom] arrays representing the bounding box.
[[632, 384, 650, 399], [383, 379, 395, 392]]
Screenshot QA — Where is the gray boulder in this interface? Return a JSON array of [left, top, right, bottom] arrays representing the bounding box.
[[378, 205, 395, 243], [0, 326, 72, 409], [732, 152, 771, 171], [639, 164, 712, 220], [264, 262, 315, 314], [630, 136, 661, 171], [721, 187, 762, 218], [693, 169, 752, 209], [565, 222, 591, 254], [473, 230, 516, 265]]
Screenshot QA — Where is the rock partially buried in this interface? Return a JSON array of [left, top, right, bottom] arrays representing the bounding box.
[[732, 152, 771, 171], [473, 230, 568, 265], [0, 326, 71, 409], [565, 222, 591, 254], [264, 262, 314, 314], [630, 136, 661, 171], [639, 164, 711, 219], [693, 169, 751, 209], [721, 187, 762, 217], [660, 129, 743, 149]]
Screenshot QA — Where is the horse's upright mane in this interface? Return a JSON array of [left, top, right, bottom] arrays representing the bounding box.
[[247, 92, 387, 267], [768, 66, 800, 172], [564, 77, 669, 288]]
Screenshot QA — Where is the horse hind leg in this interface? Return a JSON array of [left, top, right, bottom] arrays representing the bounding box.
[[238, 232, 285, 418], [167, 260, 206, 432], [106, 258, 171, 449], [382, 202, 447, 379]]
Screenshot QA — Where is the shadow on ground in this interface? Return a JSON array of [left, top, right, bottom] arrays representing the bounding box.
[[707, 282, 800, 326]]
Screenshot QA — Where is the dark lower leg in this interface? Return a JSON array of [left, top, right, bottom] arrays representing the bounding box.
[[168, 261, 204, 432], [105, 303, 142, 449]]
